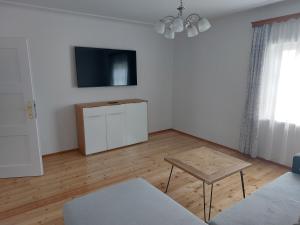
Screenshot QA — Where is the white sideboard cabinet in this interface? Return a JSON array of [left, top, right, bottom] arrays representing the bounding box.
[[75, 99, 148, 155]]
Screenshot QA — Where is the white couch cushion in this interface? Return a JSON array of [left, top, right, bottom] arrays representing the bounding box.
[[64, 178, 207, 225]]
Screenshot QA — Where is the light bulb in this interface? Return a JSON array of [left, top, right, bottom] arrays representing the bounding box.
[[198, 18, 211, 32], [170, 17, 184, 32], [164, 28, 175, 39], [187, 24, 198, 37], [154, 21, 165, 34]]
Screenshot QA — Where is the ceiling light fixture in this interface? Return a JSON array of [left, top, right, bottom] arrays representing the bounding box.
[[154, 0, 211, 39]]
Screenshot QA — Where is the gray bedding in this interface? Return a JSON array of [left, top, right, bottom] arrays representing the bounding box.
[[64, 178, 207, 225], [209, 172, 300, 225]]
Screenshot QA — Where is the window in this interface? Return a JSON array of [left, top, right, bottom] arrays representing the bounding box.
[[274, 46, 300, 125], [259, 40, 300, 125]]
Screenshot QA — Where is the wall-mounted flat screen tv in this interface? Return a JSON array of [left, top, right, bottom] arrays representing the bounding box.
[[75, 47, 137, 87]]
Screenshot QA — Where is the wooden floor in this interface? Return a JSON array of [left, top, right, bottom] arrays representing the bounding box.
[[0, 130, 288, 225]]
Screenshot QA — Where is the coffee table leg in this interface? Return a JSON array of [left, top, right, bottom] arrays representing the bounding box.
[[208, 183, 213, 221], [165, 165, 174, 193], [203, 181, 207, 222], [240, 171, 245, 198]]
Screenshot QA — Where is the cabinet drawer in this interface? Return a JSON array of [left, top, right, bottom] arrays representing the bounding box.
[[83, 107, 107, 118]]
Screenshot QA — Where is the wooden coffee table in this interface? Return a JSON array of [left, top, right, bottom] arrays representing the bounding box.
[[164, 147, 252, 222]]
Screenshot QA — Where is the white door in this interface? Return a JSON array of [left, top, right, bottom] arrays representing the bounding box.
[[106, 105, 125, 149], [83, 107, 107, 155], [0, 37, 43, 178]]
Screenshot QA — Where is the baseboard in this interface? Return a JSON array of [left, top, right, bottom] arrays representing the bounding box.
[[43, 129, 235, 158], [42, 148, 78, 158], [149, 129, 173, 135], [43, 129, 172, 157], [43, 129, 237, 157], [171, 129, 290, 169], [170, 129, 239, 152], [42, 129, 291, 169], [256, 157, 291, 169]]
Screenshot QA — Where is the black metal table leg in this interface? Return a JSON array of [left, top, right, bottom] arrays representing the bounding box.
[[203, 181, 207, 222], [165, 165, 174, 193], [240, 171, 245, 198], [208, 183, 213, 221]]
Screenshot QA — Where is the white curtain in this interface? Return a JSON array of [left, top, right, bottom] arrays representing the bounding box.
[[257, 18, 300, 166]]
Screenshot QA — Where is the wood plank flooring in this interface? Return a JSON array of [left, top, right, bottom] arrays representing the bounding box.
[[0, 130, 288, 225]]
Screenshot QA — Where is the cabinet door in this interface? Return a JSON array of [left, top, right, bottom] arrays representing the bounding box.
[[125, 102, 148, 145], [83, 108, 107, 155], [106, 105, 125, 149]]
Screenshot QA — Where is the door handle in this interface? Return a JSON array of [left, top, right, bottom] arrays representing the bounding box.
[[26, 101, 34, 119], [33, 101, 37, 119]]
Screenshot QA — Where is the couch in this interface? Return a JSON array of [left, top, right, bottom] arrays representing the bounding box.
[[64, 178, 207, 225], [209, 153, 300, 225]]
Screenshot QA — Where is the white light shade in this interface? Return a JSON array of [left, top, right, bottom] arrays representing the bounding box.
[[154, 21, 165, 34], [164, 28, 175, 39], [187, 24, 198, 37], [170, 17, 184, 32], [197, 18, 211, 32]]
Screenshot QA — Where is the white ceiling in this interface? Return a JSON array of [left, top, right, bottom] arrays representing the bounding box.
[[3, 0, 284, 24]]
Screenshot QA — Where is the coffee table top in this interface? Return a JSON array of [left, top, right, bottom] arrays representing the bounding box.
[[165, 147, 251, 184]]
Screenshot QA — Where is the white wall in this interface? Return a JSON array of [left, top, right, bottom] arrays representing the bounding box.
[[1, 0, 299, 155], [173, 0, 300, 150], [0, 4, 174, 155]]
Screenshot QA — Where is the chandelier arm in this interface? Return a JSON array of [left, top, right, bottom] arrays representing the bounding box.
[[160, 16, 176, 29], [160, 16, 176, 23]]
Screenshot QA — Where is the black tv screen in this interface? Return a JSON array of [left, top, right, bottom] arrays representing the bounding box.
[[75, 47, 137, 87]]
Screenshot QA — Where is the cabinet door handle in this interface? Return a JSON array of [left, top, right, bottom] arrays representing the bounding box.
[[107, 112, 124, 116], [86, 115, 104, 118]]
